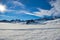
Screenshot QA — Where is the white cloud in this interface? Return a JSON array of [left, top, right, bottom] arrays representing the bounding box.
[[6, 0, 25, 9], [14, 10, 35, 16], [33, 8, 55, 18], [5, 9, 35, 16], [33, 8, 51, 16], [50, 0, 60, 16], [13, 1, 24, 7], [33, 0, 60, 18]]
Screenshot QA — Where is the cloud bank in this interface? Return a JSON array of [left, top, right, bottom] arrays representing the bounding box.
[[33, 0, 60, 18]]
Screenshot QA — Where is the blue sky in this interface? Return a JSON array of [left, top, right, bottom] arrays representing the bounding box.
[[0, 0, 59, 20]]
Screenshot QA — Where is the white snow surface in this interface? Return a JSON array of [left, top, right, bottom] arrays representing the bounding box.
[[0, 19, 60, 40], [0, 19, 60, 29]]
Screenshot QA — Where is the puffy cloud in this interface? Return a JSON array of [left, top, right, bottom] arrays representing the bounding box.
[[50, 0, 60, 16], [33, 0, 60, 18]]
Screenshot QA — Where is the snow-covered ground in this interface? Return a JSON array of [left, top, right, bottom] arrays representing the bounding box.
[[0, 29, 60, 40], [0, 19, 60, 29], [0, 19, 60, 40]]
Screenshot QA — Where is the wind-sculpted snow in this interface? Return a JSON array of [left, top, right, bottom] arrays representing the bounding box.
[[0, 19, 60, 40], [0, 29, 60, 40]]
